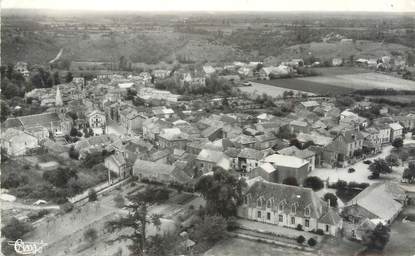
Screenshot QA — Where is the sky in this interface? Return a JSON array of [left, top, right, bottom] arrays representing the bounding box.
[[2, 0, 415, 12]]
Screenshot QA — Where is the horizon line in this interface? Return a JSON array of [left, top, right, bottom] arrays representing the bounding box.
[[2, 7, 415, 13]]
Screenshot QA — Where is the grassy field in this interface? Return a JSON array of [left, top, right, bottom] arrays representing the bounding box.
[[368, 95, 415, 104], [251, 79, 353, 96], [240, 81, 316, 97], [298, 72, 415, 91]]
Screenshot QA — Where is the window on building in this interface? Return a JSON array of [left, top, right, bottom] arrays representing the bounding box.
[[255, 162, 258, 167], [305, 207, 310, 216], [325, 225, 329, 232], [257, 199, 262, 207], [305, 219, 310, 227], [279, 215, 283, 222], [266, 200, 271, 208], [291, 217, 295, 225], [291, 205, 296, 214], [267, 212, 271, 220], [279, 203, 283, 211], [257, 211, 261, 218], [243, 196, 248, 204]]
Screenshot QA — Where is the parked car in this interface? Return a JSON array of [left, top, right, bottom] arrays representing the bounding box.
[[363, 160, 372, 165], [348, 168, 355, 173], [242, 81, 252, 86]]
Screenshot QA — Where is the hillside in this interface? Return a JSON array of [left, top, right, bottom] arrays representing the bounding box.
[[264, 40, 413, 65], [1, 29, 247, 66]]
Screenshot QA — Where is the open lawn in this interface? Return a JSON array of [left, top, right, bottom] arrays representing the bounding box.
[[252, 79, 352, 96], [298, 72, 415, 91], [203, 237, 316, 256], [240, 81, 316, 97], [311, 67, 369, 76]]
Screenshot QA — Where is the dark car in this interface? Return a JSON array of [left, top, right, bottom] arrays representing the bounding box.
[[348, 168, 355, 173], [363, 160, 372, 165]]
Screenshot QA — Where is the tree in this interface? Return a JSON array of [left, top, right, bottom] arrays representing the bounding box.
[[282, 177, 299, 186], [323, 193, 338, 207], [1, 217, 33, 240], [403, 161, 415, 183], [65, 72, 74, 83], [88, 189, 97, 202], [2, 172, 28, 188], [53, 71, 61, 85], [69, 146, 80, 160], [84, 228, 98, 244], [277, 125, 294, 140], [392, 138, 403, 150], [195, 168, 246, 217], [43, 167, 78, 187], [398, 150, 409, 165], [369, 159, 392, 178], [303, 176, 324, 191], [385, 154, 400, 167], [146, 232, 182, 256], [193, 215, 228, 243], [296, 235, 305, 244], [308, 237, 317, 246], [105, 186, 167, 256], [362, 223, 390, 251], [70, 127, 80, 137], [1, 101, 10, 122]]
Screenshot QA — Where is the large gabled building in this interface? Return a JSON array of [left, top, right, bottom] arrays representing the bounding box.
[[237, 180, 342, 236]]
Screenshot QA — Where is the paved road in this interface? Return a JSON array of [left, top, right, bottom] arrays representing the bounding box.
[[1, 201, 60, 211]]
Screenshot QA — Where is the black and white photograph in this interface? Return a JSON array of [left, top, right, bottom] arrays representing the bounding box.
[[0, 0, 415, 255]]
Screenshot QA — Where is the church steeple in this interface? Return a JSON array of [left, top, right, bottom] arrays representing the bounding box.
[[55, 85, 63, 107]]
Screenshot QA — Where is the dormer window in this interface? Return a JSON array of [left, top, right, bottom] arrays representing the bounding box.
[[305, 207, 310, 216], [279, 203, 284, 211], [257, 198, 262, 208], [291, 205, 296, 214], [266, 200, 271, 208]]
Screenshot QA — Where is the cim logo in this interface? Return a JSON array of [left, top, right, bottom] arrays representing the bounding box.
[[7, 239, 47, 255]]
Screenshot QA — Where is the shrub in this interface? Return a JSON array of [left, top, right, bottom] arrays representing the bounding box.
[[316, 229, 325, 235], [303, 176, 324, 191], [323, 193, 338, 207], [1, 218, 33, 240], [336, 180, 347, 189], [226, 216, 239, 231], [88, 189, 98, 202], [114, 193, 125, 208], [308, 237, 317, 246], [28, 209, 50, 221], [297, 235, 306, 244], [282, 176, 299, 186], [2, 172, 29, 188], [83, 228, 98, 244], [296, 224, 303, 231]]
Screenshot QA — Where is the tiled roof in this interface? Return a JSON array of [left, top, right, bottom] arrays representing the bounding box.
[[238, 148, 264, 160], [197, 149, 228, 163], [224, 147, 241, 158], [264, 154, 308, 169], [17, 112, 61, 129], [246, 180, 326, 219], [2, 118, 23, 130], [347, 182, 404, 221], [277, 146, 315, 159]]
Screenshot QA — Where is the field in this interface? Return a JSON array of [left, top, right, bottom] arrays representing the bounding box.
[[239, 81, 316, 97], [298, 72, 415, 91], [250, 79, 352, 96], [368, 95, 415, 103], [252, 69, 415, 97]]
